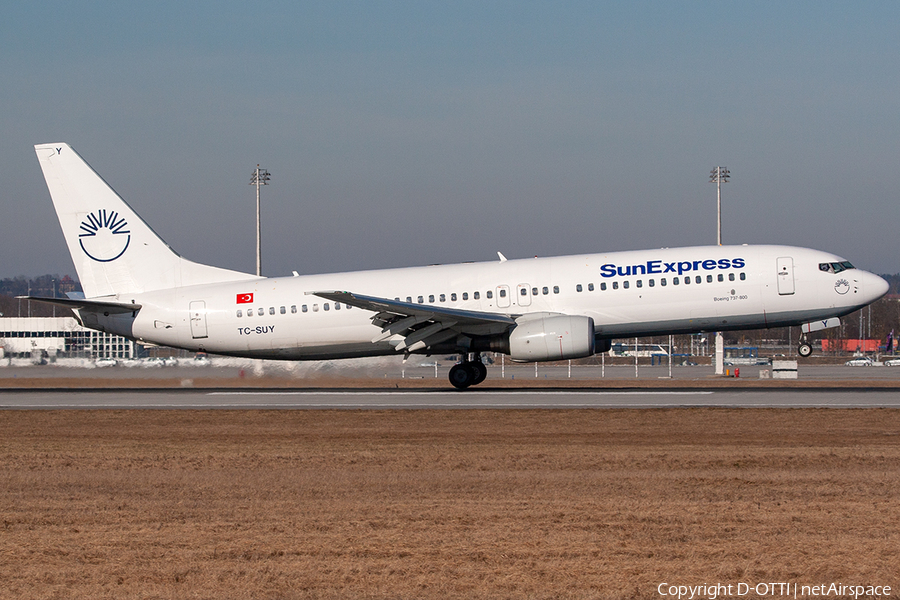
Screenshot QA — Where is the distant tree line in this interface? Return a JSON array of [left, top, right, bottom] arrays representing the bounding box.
[[0, 275, 82, 318], [0, 274, 81, 299]]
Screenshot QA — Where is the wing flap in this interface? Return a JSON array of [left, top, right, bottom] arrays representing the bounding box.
[[310, 290, 516, 353], [310, 291, 516, 325]]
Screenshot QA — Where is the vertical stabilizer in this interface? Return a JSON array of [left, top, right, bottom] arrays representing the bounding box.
[[34, 143, 259, 298]]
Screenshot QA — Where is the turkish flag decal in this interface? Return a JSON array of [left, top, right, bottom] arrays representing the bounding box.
[[236, 293, 254, 304]]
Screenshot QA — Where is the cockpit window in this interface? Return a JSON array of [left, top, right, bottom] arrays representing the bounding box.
[[819, 261, 855, 274]]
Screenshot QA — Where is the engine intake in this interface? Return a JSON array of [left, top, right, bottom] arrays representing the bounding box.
[[508, 315, 595, 362]]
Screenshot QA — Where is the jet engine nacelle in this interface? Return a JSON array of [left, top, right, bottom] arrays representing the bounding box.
[[508, 315, 595, 362]]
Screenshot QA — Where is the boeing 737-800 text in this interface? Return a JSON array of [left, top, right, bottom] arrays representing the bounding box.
[[25, 143, 888, 388]]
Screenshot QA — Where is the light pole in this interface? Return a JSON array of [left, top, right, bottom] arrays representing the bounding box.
[[709, 167, 730, 375], [709, 167, 729, 246], [250, 165, 271, 277]]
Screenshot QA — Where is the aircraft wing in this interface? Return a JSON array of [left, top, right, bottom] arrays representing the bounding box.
[[17, 296, 142, 315], [310, 290, 516, 353]]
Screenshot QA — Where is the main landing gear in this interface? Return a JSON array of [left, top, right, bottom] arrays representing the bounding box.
[[449, 354, 488, 390], [798, 333, 813, 357]]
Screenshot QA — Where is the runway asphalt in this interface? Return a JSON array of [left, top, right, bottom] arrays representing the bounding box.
[[2, 388, 900, 409]]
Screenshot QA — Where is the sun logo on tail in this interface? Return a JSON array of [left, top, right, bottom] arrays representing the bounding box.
[[78, 209, 131, 262]]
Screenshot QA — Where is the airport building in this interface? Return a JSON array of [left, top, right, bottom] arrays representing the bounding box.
[[0, 317, 136, 360]]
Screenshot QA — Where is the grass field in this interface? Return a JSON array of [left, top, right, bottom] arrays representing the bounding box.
[[1, 409, 898, 599]]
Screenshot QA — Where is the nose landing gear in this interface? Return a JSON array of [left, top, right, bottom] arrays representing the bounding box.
[[798, 334, 813, 357], [449, 353, 489, 389]]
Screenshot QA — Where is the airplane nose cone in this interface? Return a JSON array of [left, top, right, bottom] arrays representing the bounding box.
[[867, 272, 889, 302]]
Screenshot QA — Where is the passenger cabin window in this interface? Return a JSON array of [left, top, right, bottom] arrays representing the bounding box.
[[312, 304, 319, 312], [474, 291, 480, 300], [280, 306, 286, 314], [418, 296, 424, 304], [486, 291, 493, 299], [729, 273, 735, 281], [439, 294, 446, 302], [576, 284, 583, 292], [532, 287, 538, 295], [335, 303, 341, 310], [740, 273, 746, 280], [613, 281, 619, 290], [623, 281, 630, 289], [661, 278, 667, 286], [406, 296, 412, 303], [520, 288, 527, 296], [451, 293, 457, 301], [636, 280, 642, 288], [588, 283, 594, 291], [323, 303, 329, 311], [291, 305, 297, 313], [649, 279, 655, 287], [428, 295, 435, 303], [302, 305, 308, 313], [707, 275, 713, 283], [695, 276, 701, 284], [499, 289, 506, 298], [673, 277, 679, 285], [718, 274, 724, 282], [258, 308, 264, 316], [462, 292, 469, 300], [236, 310, 242, 317], [542, 287, 549, 295], [553, 286, 559, 294], [600, 282, 607, 291]]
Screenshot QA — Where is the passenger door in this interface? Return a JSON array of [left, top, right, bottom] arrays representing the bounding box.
[[189, 300, 209, 339], [776, 257, 795, 295]]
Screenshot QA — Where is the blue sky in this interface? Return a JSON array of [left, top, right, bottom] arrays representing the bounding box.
[[2, 1, 899, 279]]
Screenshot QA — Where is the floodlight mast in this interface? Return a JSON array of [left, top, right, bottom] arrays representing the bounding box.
[[709, 166, 730, 246], [250, 165, 271, 276], [709, 166, 730, 376]]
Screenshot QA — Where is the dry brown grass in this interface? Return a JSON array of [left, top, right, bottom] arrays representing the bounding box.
[[1, 409, 898, 599]]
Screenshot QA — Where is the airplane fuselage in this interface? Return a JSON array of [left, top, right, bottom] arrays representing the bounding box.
[[86, 244, 882, 360]]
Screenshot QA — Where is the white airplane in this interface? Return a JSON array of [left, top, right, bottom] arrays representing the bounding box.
[[26, 143, 888, 388]]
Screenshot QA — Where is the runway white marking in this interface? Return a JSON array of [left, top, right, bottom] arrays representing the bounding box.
[[206, 390, 716, 396], [4, 389, 900, 409], [6, 403, 900, 409]]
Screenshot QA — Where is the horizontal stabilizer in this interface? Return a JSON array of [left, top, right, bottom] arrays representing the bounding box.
[[17, 295, 141, 315]]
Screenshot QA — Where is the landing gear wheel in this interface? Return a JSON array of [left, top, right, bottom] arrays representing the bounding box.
[[449, 363, 475, 389], [798, 343, 813, 357], [470, 361, 487, 385]]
